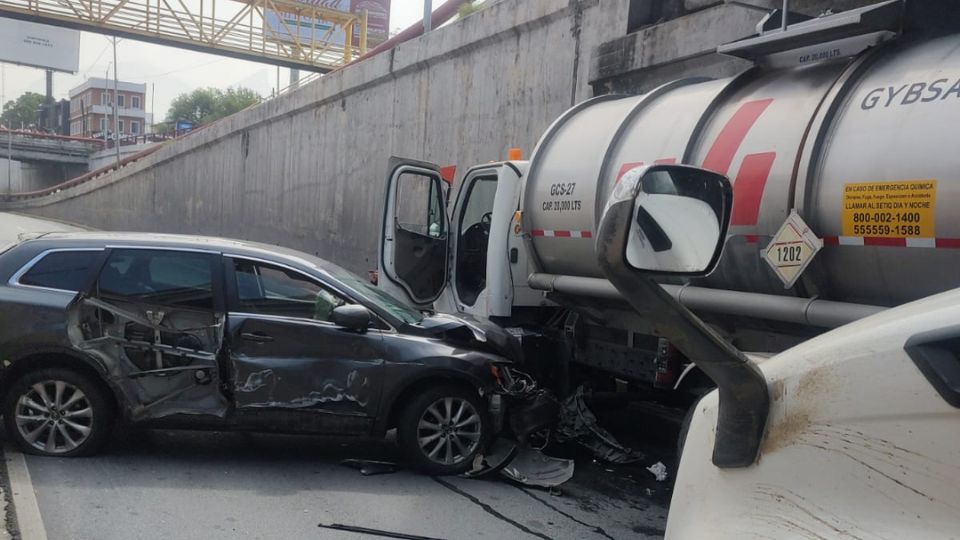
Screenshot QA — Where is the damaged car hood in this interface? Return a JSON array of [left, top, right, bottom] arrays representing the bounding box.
[[412, 313, 522, 362], [416, 313, 489, 341]]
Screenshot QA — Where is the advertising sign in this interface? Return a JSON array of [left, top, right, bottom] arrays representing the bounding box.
[[264, 0, 390, 49], [0, 19, 80, 73]]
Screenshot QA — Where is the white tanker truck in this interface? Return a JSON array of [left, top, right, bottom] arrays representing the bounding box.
[[377, 0, 958, 403]]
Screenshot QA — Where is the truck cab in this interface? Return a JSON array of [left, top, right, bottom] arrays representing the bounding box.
[[378, 157, 544, 322]]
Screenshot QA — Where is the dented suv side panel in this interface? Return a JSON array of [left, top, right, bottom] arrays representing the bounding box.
[[0, 234, 506, 443]]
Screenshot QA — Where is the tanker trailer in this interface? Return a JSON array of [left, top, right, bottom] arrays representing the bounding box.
[[379, 0, 959, 401]]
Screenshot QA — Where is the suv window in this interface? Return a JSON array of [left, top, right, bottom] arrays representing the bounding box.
[[233, 259, 347, 321], [97, 249, 216, 310], [19, 250, 101, 292]]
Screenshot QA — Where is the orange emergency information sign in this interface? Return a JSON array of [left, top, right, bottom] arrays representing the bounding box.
[[842, 180, 937, 238]]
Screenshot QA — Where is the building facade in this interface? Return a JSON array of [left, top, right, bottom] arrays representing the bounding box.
[[68, 78, 148, 138]]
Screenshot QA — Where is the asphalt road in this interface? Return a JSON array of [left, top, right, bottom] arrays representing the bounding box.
[[7, 427, 671, 540]]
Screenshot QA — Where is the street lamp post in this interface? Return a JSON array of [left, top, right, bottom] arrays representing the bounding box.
[[423, 0, 432, 33], [104, 63, 110, 145], [1, 62, 9, 195], [113, 36, 120, 167]]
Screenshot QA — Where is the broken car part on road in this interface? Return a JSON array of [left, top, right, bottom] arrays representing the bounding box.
[[554, 386, 645, 465]]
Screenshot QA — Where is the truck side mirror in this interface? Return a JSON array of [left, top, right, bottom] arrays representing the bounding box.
[[610, 165, 731, 276], [597, 164, 769, 469]]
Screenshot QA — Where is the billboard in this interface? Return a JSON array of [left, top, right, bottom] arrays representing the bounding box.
[[0, 19, 80, 73], [264, 0, 390, 49]]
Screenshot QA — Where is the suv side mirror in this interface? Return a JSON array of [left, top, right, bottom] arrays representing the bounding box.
[[331, 304, 371, 332], [597, 164, 769, 469], [610, 164, 731, 276]]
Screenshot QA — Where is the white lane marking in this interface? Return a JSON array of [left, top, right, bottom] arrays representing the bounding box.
[[4, 446, 47, 540]]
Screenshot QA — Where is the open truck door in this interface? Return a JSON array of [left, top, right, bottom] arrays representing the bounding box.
[[379, 157, 449, 309]]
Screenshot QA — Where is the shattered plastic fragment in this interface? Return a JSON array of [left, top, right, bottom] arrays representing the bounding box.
[[340, 459, 399, 476], [463, 438, 520, 478], [554, 386, 645, 464], [647, 461, 668, 482], [499, 446, 574, 487]]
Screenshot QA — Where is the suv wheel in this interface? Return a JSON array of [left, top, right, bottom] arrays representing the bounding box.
[[3, 368, 114, 457], [398, 384, 490, 475]]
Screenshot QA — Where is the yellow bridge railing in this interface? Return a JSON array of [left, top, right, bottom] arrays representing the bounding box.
[[0, 0, 368, 72]]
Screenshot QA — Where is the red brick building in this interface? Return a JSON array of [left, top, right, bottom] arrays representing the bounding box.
[[68, 78, 149, 137]]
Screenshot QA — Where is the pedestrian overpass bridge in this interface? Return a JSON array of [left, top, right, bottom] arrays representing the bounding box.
[[0, 130, 103, 166]]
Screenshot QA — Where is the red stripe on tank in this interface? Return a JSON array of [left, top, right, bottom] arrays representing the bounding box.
[[731, 152, 777, 226], [702, 99, 774, 175], [937, 238, 960, 248], [615, 162, 644, 183], [863, 237, 906, 247]]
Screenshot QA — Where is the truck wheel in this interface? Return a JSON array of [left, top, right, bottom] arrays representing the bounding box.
[[3, 368, 114, 457], [397, 384, 490, 475]]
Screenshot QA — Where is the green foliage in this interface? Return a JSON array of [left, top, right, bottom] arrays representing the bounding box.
[[458, 1, 487, 18], [217, 87, 262, 118], [164, 86, 261, 125], [151, 121, 173, 134], [1, 92, 45, 128]]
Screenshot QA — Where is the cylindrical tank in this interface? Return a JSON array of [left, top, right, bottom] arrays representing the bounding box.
[[522, 34, 960, 308]]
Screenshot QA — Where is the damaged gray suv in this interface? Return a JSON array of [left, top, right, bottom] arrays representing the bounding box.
[[0, 232, 528, 474]]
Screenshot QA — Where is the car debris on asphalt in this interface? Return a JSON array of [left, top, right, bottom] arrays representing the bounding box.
[[554, 386, 645, 464], [646, 461, 669, 482]]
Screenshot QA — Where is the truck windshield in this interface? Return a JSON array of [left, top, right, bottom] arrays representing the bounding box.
[[324, 265, 424, 325]]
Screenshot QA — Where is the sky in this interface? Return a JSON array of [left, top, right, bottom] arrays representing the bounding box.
[[0, 1, 436, 125]]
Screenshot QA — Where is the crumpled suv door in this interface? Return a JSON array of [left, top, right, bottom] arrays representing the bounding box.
[[67, 247, 229, 420]]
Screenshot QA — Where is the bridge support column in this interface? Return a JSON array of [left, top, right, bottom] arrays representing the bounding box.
[[0, 158, 23, 194]]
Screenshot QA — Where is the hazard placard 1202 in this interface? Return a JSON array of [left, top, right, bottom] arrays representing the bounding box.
[[842, 180, 937, 238], [762, 210, 824, 289]]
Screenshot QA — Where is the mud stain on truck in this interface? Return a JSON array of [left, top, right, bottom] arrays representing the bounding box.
[[761, 367, 837, 454]]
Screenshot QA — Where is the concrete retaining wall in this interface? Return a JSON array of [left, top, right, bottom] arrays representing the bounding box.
[[5, 0, 633, 273]]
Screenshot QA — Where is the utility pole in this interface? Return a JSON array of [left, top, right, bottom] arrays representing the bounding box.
[[290, 68, 300, 90], [113, 36, 120, 167], [423, 0, 432, 33], [151, 82, 155, 136], [104, 63, 110, 145], [44, 70, 54, 132], [2, 63, 10, 195], [782, 0, 789, 31]]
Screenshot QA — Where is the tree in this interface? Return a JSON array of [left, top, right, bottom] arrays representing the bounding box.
[[151, 120, 173, 135], [1, 92, 45, 128], [216, 87, 262, 119], [164, 86, 261, 126], [458, 0, 487, 18]]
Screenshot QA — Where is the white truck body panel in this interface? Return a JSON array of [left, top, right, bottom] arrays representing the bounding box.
[[667, 288, 960, 538]]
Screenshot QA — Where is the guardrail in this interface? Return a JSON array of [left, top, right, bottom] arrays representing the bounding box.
[[0, 129, 105, 148]]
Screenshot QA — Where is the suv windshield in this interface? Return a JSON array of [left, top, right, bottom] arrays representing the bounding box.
[[324, 264, 424, 325]]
